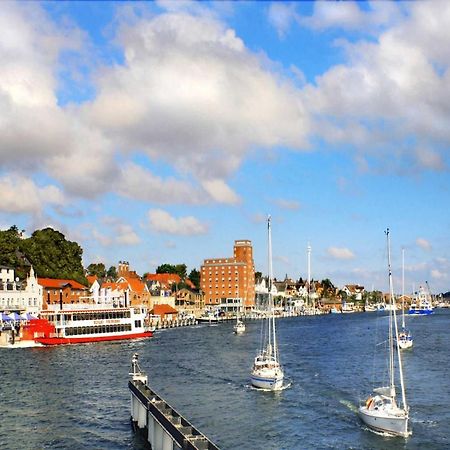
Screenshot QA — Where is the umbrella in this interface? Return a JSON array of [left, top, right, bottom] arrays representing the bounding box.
[[9, 312, 23, 321], [1, 313, 12, 321], [21, 312, 37, 320]]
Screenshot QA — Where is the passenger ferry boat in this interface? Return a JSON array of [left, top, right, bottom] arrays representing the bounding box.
[[1, 304, 153, 347], [409, 285, 434, 315]]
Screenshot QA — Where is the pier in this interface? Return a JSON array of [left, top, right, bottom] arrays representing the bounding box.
[[129, 354, 220, 450]]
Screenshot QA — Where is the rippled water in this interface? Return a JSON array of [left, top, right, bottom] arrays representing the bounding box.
[[1, 310, 449, 449]]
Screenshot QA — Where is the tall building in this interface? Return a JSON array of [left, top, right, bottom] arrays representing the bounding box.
[[200, 240, 255, 309]]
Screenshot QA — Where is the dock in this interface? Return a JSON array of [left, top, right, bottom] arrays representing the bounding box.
[[129, 354, 220, 450]]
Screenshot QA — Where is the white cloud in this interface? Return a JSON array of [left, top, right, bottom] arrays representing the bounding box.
[[267, 3, 298, 38], [431, 269, 447, 280], [115, 224, 140, 245], [0, 175, 64, 214], [327, 247, 355, 260], [274, 198, 300, 210], [147, 209, 208, 235], [201, 179, 240, 205], [85, 10, 310, 182], [416, 238, 432, 251], [301, 1, 450, 173]]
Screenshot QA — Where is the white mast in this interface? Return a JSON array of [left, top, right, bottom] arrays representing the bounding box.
[[268, 216, 278, 360], [402, 248, 406, 329], [386, 229, 408, 410], [307, 243, 311, 308]]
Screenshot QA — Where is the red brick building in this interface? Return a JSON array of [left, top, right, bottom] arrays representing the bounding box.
[[200, 240, 255, 309], [38, 278, 89, 308]]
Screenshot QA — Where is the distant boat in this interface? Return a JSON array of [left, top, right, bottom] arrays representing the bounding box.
[[359, 229, 411, 437], [398, 249, 413, 350], [250, 216, 284, 390], [233, 318, 245, 334], [409, 285, 434, 315]]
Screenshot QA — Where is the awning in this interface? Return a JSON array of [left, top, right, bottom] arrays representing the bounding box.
[[1, 313, 12, 321], [21, 312, 37, 320], [10, 312, 23, 321]]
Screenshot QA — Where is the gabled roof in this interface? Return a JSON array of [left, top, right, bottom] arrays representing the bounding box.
[[151, 304, 178, 316], [101, 281, 129, 291], [86, 275, 98, 286], [38, 278, 88, 290], [146, 273, 181, 286]]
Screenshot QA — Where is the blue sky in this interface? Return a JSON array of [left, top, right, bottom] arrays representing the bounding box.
[[0, 1, 449, 294]]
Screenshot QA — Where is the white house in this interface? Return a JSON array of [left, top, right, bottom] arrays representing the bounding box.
[[0, 266, 43, 313]]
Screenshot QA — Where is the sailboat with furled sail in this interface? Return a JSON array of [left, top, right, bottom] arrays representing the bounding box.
[[398, 248, 413, 350], [359, 229, 411, 437], [250, 215, 284, 390]]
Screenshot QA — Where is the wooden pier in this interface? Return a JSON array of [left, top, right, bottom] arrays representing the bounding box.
[[129, 354, 220, 450]]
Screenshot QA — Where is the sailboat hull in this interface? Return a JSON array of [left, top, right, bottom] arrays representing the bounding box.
[[251, 371, 284, 390], [358, 406, 409, 437]]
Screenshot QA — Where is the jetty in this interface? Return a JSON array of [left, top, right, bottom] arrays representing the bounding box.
[[129, 354, 220, 450]]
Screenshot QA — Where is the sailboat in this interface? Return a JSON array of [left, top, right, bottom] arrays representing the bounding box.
[[234, 305, 246, 334], [398, 249, 413, 350], [250, 215, 284, 390], [359, 228, 411, 437]]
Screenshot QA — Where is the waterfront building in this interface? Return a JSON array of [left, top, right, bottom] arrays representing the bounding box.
[[175, 287, 205, 318], [200, 240, 255, 310], [38, 277, 89, 308], [0, 266, 43, 314], [342, 284, 365, 301]]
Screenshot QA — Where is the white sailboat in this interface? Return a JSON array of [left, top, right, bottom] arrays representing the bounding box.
[[398, 248, 413, 350], [359, 228, 411, 437], [234, 306, 246, 334], [250, 216, 284, 390]]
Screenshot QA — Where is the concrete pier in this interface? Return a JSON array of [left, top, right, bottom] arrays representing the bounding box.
[[129, 354, 220, 450]]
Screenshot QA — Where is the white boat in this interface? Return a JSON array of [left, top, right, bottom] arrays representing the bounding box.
[[250, 216, 284, 390], [0, 303, 153, 347], [398, 249, 413, 350], [359, 229, 411, 437], [409, 285, 434, 315], [233, 317, 245, 334]]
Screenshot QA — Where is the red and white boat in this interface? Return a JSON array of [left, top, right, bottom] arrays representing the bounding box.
[[1, 304, 153, 347]]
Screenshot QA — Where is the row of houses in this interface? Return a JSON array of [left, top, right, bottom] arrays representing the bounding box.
[[0, 263, 204, 319]]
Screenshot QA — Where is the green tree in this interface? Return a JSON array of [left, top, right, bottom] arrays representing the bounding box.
[[188, 268, 200, 289], [22, 227, 87, 285], [0, 226, 26, 276], [156, 263, 187, 279], [107, 266, 117, 280], [87, 263, 106, 278]]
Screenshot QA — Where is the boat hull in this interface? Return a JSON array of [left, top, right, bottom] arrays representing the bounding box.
[[250, 370, 284, 390], [408, 309, 433, 315], [35, 330, 153, 345], [358, 406, 409, 437]]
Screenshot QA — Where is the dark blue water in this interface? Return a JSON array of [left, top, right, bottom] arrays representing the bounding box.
[[1, 310, 449, 449]]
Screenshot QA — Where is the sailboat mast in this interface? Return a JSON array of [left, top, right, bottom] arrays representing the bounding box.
[[386, 229, 395, 396], [307, 243, 311, 309], [402, 248, 405, 329], [268, 216, 279, 360], [387, 229, 408, 410]]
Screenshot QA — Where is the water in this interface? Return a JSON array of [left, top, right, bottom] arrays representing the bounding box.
[[1, 310, 449, 449]]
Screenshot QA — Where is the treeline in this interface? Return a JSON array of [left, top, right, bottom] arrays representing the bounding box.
[[0, 225, 201, 290], [0, 226, 86, 285]]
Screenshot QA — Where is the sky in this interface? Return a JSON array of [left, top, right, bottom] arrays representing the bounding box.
[[0, 1, 449, 294]]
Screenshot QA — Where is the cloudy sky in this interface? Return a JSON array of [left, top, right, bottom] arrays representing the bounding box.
[[1, 1, 449, 293]]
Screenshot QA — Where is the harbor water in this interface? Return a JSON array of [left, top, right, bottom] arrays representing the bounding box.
[[1, 310, 449, 449]]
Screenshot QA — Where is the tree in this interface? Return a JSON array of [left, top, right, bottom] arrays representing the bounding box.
[[22, 227, 87, 285], [188, 268, 200, 289], [107, 266, 117, 280], [87, 263, 106, 279], [156, 263, 187, 279], [0, 226, 28, 277]]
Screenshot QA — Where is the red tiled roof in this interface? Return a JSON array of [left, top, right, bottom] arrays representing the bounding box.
[[151, 304, 178, 316], [38, 278, 88, 290], [101, 281, 128, 291], [86, 275, 98, 285], [146, 273, 181, 285]]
